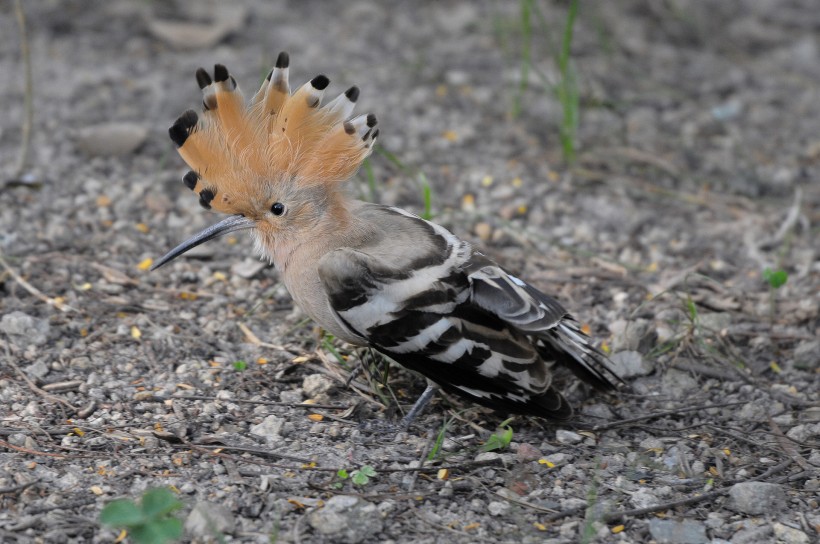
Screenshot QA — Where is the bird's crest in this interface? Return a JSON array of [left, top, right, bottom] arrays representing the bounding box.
[[168, 52, 378, 216]]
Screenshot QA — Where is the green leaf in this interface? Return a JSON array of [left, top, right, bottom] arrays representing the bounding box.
[[763, 268, 788, 289], [321, 334, 347, 367], [233, 360, 247, 371], [140, 488, 183, 519], [336, 469, 349, 479], [685, 296, 698, 322], [483, 424, 514, 452], [100, 499, 144, 527], [351, 467, 376, 486], [351, 472, 369, 485], [428, 419, 450, 461], [130, 518, 183, 544]]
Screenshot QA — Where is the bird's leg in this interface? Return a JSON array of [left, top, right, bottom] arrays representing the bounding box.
[[344, 346, 375, 388], [344, 358, 363, 388], [400, 382, 440, 429]]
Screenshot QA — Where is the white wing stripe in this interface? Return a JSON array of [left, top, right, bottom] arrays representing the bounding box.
[[388, 318, 451, 354]]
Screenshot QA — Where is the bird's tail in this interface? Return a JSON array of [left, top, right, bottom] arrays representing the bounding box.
[[539, 317, 622, 391]]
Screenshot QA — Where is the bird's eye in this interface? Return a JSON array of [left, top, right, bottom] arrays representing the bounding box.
[[270, 202, 285, 216]]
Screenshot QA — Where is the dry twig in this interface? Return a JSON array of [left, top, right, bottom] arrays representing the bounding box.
[[591, 401, 748, 432], [4, 346, 77, 412], [0, 251, 78, 313]]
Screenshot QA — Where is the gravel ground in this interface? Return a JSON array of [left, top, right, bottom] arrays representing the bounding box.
[[1, 1, 818, 543]]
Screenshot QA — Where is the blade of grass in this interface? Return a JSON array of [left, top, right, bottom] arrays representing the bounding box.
[[557, 0, 580, 164], [419, 173, 433, 220], [512, 0, 534, 118], [374, 145, 412, 174], [321, 334, 348, 369], [12, 0, 33, 179], [361, 157, 378, 202], [428, 416, 454, 461]]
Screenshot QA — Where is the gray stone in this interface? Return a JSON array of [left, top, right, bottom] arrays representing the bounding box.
[[279, 389, 304, 403], [185, 501, 235, 538], [1, 311, 50, 347], [302, 374, 334, 398], [786, 424, 820, 442], [738, 402, 768, 422], [26, 360, 50, 379], [648, 519, 708, 544], [307, 495, 383, 543], [660, 369, 699, 399], [474, 451, 501, 463], [792, 340, 819, 370], [731, 524, 774, 544], [799, 406, 820, 423], [555, 430, 583, 445], [230, 258, 267, 279], [639, 437, 664, 450], [727, 482, 786, 515], [609, 318, 658, 353], [250, 415, 285, 443], [147, 6, 247, 50], [75, 123, 149, 156], [697, 312, 732, 332], [487, 501, 510, 516], [772, 522, 810, 544], [630, 488, 660, 509], [608, 350, 654, 378]]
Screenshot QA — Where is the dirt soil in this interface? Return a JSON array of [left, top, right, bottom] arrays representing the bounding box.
[[1, 1, 818, 543]]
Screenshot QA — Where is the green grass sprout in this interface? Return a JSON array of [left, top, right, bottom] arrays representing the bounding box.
[[557, 0, 580, 163], [100, 488, 183, 544], [483, 418, 515, 452]]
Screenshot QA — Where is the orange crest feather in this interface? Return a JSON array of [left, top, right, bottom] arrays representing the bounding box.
[[168, 52, 378, 215]]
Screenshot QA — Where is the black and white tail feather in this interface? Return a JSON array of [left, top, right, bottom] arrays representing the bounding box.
[[319, 206, 621, 420]]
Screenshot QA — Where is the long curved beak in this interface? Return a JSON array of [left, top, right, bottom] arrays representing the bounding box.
[[151, 214, 255, 270]]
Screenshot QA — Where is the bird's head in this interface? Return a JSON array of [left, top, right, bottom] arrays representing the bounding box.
[[152, 52, 378, 270]]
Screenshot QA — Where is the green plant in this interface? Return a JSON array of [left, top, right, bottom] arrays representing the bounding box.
[[352, 465, 377, 486], [233, 360, 247, 371], [510, 0, 581, 163], [331, 465, 377, 487], [762, 268, 788, 289], [428, 416, 454, 461], [360, 157, 378, 202], [321, 333, 348, 368], [512, 0, 534, 118], [419, 173, 434, 220], [684, 294, 698, 325], [374, 145, 411, 174], [370, 145, 434, 222], [763, 267, 788, 324], [580, 474, 601, 544], [332, 468, 350, 489], [556, 0, 580, 163], [483, 418, 514, 452], [100, 488, 183, 544]]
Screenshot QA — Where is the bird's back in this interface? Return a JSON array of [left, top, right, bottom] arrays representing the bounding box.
[[319, 204, 617, 419]]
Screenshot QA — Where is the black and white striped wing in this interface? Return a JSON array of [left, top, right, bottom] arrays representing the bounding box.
[[465, 255, 620, 390], [317, 219, 573, 418]]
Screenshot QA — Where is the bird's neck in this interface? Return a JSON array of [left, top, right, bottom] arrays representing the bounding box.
[[267, 197, 361, 275], [268, 199, 371, 340]]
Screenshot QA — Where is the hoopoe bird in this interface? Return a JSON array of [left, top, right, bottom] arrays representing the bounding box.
[[154, 52, 620, 425]]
